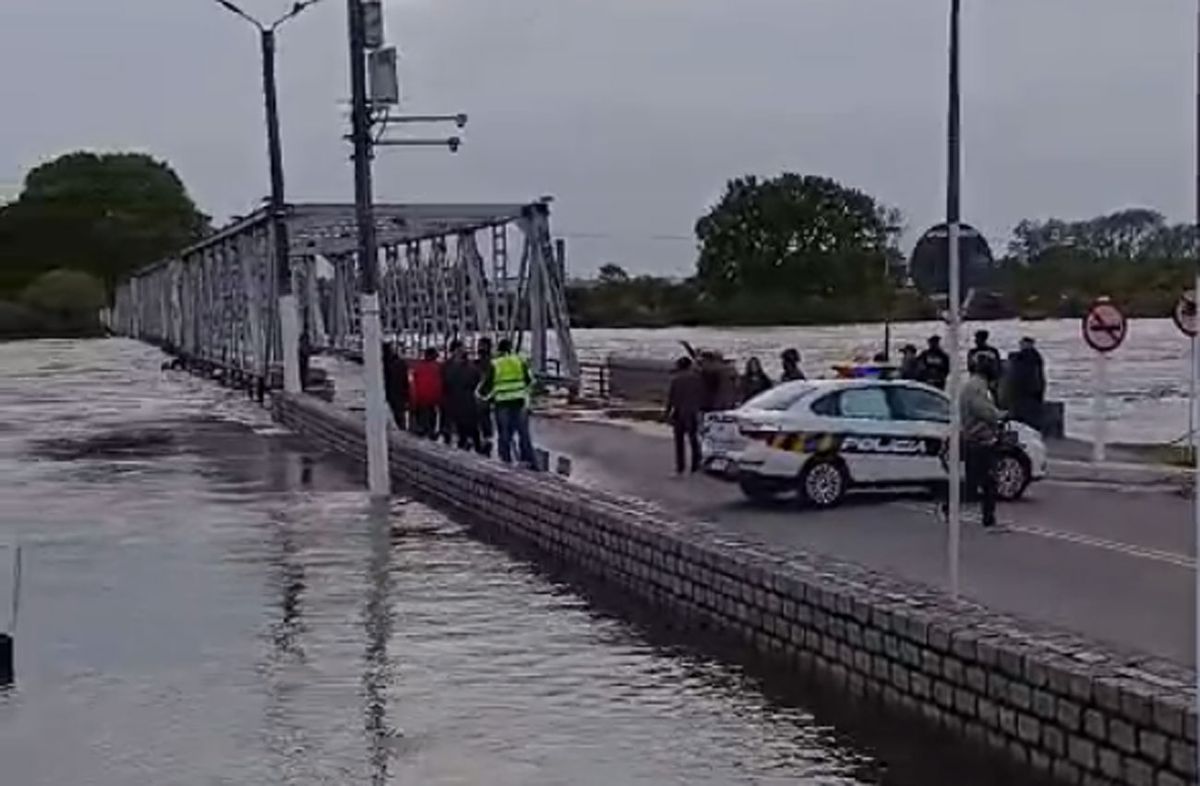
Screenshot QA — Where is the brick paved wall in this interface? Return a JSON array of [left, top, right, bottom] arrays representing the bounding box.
[[274, 392, 1196, 786]]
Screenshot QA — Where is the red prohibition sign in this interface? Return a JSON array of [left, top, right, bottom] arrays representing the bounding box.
[[1082, 299, 1127, 354]]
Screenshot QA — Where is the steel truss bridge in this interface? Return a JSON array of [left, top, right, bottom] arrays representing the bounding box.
[[111, 200, 580, 393]]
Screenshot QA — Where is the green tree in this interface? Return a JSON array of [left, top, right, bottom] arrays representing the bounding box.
[[597, 263, 630, 285], [0, 152, 210, 296], [21, 269, 107, 319], [694, 173, 900, 302]]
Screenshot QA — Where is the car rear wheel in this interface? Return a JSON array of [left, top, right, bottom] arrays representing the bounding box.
[[799, 458, 848, 509], [993, 451, 1031, 501]]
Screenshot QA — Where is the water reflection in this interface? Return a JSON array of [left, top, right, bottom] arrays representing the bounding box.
[[363, 499, 395, 785]]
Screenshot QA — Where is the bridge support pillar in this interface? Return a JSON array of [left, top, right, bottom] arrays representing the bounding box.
[[279, 293, 302, 394], [361, 293, 391, 498]]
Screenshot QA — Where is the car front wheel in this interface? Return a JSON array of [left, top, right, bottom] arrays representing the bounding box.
[[993, 451, 1031, 501], [799, 458, 848, 509]]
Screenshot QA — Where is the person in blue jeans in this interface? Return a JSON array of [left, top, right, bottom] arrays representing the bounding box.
[[477, 338, 538, 468]]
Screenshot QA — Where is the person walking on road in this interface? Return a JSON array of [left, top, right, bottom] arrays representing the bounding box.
[[666, 356, 706, 475], [916, 336, 950, 390], [740, 357, 773, 402], [442, 339, 485, 453], [479, 338, 538, 468], [780, 348, 806, 382], [1003, 337, 1046, 431], [409, 347, 444, 439], [381, 341, 409, 432], [961, 352, 1005, 529]]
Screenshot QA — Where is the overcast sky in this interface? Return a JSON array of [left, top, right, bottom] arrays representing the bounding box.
[[0, 0, 1194, 276]]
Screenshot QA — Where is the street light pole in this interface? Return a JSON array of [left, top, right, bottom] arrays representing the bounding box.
[[946, 0, 964, 600], [346, 0, 390, 497], [259, 28, 302, 394], [1192, 0, 1200, 777], [209, 0, 323, 395]]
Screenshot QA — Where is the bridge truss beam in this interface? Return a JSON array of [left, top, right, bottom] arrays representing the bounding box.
[[112, 200, 580, 390]]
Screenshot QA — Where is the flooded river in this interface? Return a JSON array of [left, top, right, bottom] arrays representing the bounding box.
[[573, 319, 1193, 444], [0, 339, 1034, 785]]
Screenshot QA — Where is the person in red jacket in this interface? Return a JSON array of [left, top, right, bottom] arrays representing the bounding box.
[[409, 347, 444, 439]]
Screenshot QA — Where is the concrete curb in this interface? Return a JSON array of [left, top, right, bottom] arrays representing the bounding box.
[[1048, 459, 1190, 488]]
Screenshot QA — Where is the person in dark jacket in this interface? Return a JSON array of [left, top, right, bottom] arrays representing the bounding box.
[[441, 339, 484, 453], [409, 347, 444, 439], [898, 343, 920, 380], [968, 329, 1003, 398], [740, 357, 773, 402], [475, 337, 495, 456], [697, 350, 724, 413], [666, 356, 706, 474], [780, 348, 806, 382], [916, 335, 950, 389], [381, 342, 409, 431], [1004, 337, 1046, 431]]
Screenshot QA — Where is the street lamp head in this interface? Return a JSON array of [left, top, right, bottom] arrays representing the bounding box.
[[455, 113, 469, 129], [447, 137, 462, 154]]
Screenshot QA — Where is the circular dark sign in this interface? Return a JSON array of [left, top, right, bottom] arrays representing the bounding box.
[[909, 223, 996, 297]]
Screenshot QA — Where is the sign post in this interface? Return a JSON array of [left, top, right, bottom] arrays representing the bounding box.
[[1082, 298, 1128, 464]]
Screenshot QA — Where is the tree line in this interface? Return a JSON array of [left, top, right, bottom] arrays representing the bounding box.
[[570, 174, 1198, 328], [0, 151, 209, 337]]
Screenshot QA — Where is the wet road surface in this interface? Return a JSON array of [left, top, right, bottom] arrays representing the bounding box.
[[0, 339, 1042, 785], [534, 414, 1194, 664]]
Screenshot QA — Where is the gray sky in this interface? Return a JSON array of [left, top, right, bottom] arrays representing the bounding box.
[[0, 0, 1194, 276]]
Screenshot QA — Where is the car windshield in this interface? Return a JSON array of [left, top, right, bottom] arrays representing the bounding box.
[[742, 383, 812, 411]]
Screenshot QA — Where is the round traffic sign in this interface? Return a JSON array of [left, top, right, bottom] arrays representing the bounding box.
[[1173, 291, 1197, 338], [1082, 298, 1127, 353]]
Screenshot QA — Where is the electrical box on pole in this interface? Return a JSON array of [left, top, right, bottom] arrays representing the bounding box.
[[369, 47, 400, 106], [362, 0, 385, 50]]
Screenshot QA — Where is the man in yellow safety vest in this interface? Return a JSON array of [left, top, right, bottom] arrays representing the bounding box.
[[478, 338, 537, 467]]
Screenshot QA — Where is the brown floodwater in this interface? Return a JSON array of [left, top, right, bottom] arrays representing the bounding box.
[[0, 338, 1039, 785]]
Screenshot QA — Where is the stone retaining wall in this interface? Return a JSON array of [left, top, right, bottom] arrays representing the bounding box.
[[273, 391, 1196, 786]]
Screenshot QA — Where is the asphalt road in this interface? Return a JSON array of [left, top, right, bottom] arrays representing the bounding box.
[[533, 415, 1195, 665]]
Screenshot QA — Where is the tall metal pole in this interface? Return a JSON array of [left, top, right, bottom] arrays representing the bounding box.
[[261, 29, 303, 394], [946, 0, 964, 600], [1192, 0, 1200, 776], [347, 0, 390, 497]]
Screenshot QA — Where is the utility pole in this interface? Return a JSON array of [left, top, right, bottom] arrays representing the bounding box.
[[1192, 1, 1200, 777], [260, 28, 302, 394], [346, 0, 390, 497], [210, 0, 322, 395], [945, 0, 964, 600]]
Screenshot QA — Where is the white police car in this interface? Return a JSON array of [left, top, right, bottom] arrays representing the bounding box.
[[701, 379, 1047, 507]]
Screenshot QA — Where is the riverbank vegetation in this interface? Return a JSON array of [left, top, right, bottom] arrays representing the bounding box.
[[0, 151, 209, 337], [569, 174, 1198, 328]]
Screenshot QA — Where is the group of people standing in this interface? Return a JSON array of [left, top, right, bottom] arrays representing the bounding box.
[[897, 330, 1046, 431], [666, 348, 808, 475], [381, 337, 538, 468]]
